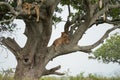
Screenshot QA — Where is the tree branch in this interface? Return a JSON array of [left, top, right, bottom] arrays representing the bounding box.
[[80, 25, 120, 50], [64, 4, 71, 33], [2, 38, 22, 57], [0, 2, 18, 16], [46, 0, 120, 59], [68, 0, 95, 44], [0, 16, 16, 24], [71, 22, 88, 44], [83, 0, 91, 18], [52, 25, 120, 58], [89, 3, 120, 27], [92, 19, 120, 26], [70, 1, 120, 45], [45, 0, 61, 16], [0, 2, 19, 23], [43, 65, 64, 76]]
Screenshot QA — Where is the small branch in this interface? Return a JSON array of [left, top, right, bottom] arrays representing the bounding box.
[[43, 65, 64, 76], [69, 24, 78, 35], [64, 13, 81, 33], [0, 2, 19, 23], [0, 16, 16, 24], [64, 3, 71, 33], [64, 20, 71, 33], [89, 3, 120, 27], [91, 19, 120, 26], [67, 4, 71, 19], [0, 2, 18, 16]]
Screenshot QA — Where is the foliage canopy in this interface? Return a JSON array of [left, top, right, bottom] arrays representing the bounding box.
[[93, 33, 120, 64]]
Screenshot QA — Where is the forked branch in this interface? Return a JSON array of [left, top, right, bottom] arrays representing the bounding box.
[[43, 65, 64, 76], [52, 25, 120, 58]]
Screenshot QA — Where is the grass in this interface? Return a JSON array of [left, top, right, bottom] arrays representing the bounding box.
[[40, 73, 120, 80], [0, 71, 120, 80]]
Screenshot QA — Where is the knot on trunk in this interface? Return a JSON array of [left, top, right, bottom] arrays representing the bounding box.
[[23, 56, 33, 66]]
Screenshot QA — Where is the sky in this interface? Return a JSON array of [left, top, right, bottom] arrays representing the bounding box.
[[0, 5, 120, 77]]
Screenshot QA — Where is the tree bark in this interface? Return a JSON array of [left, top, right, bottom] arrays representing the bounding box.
[[13, 0, 60, 79], [14, 18, 52, 80]]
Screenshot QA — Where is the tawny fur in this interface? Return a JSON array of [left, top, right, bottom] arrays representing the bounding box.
[[22, 3, 32, 15], [53, 32, 69, 48], [22, 2, 42, 22]]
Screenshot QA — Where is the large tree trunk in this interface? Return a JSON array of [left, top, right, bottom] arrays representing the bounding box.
[[14, 58, 46, 80], [14, 53, 48, 80], [14, 17, 52, 80]]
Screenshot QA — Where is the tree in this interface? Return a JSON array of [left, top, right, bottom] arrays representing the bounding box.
[[92, 33, 120, 64], [0, 0, 120, 80]]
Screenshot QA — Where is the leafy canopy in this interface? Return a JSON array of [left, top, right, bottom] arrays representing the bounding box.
[[93, 33, 120, 64], [0, 0, 120, 28]]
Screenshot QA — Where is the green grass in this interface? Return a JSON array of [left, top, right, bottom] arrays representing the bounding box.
[[0, 72, 120, 80], [40, 73, 120, 80], [0, 73, 14, 80]]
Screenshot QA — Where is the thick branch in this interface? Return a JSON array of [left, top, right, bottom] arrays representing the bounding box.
[[43, 65, 64, 76], [71, 22, 88, 44], [52, 25, 120, 58], [80, 25, 120, 50], [69, 45, 92, 53], [2, 38, 21, 57]]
